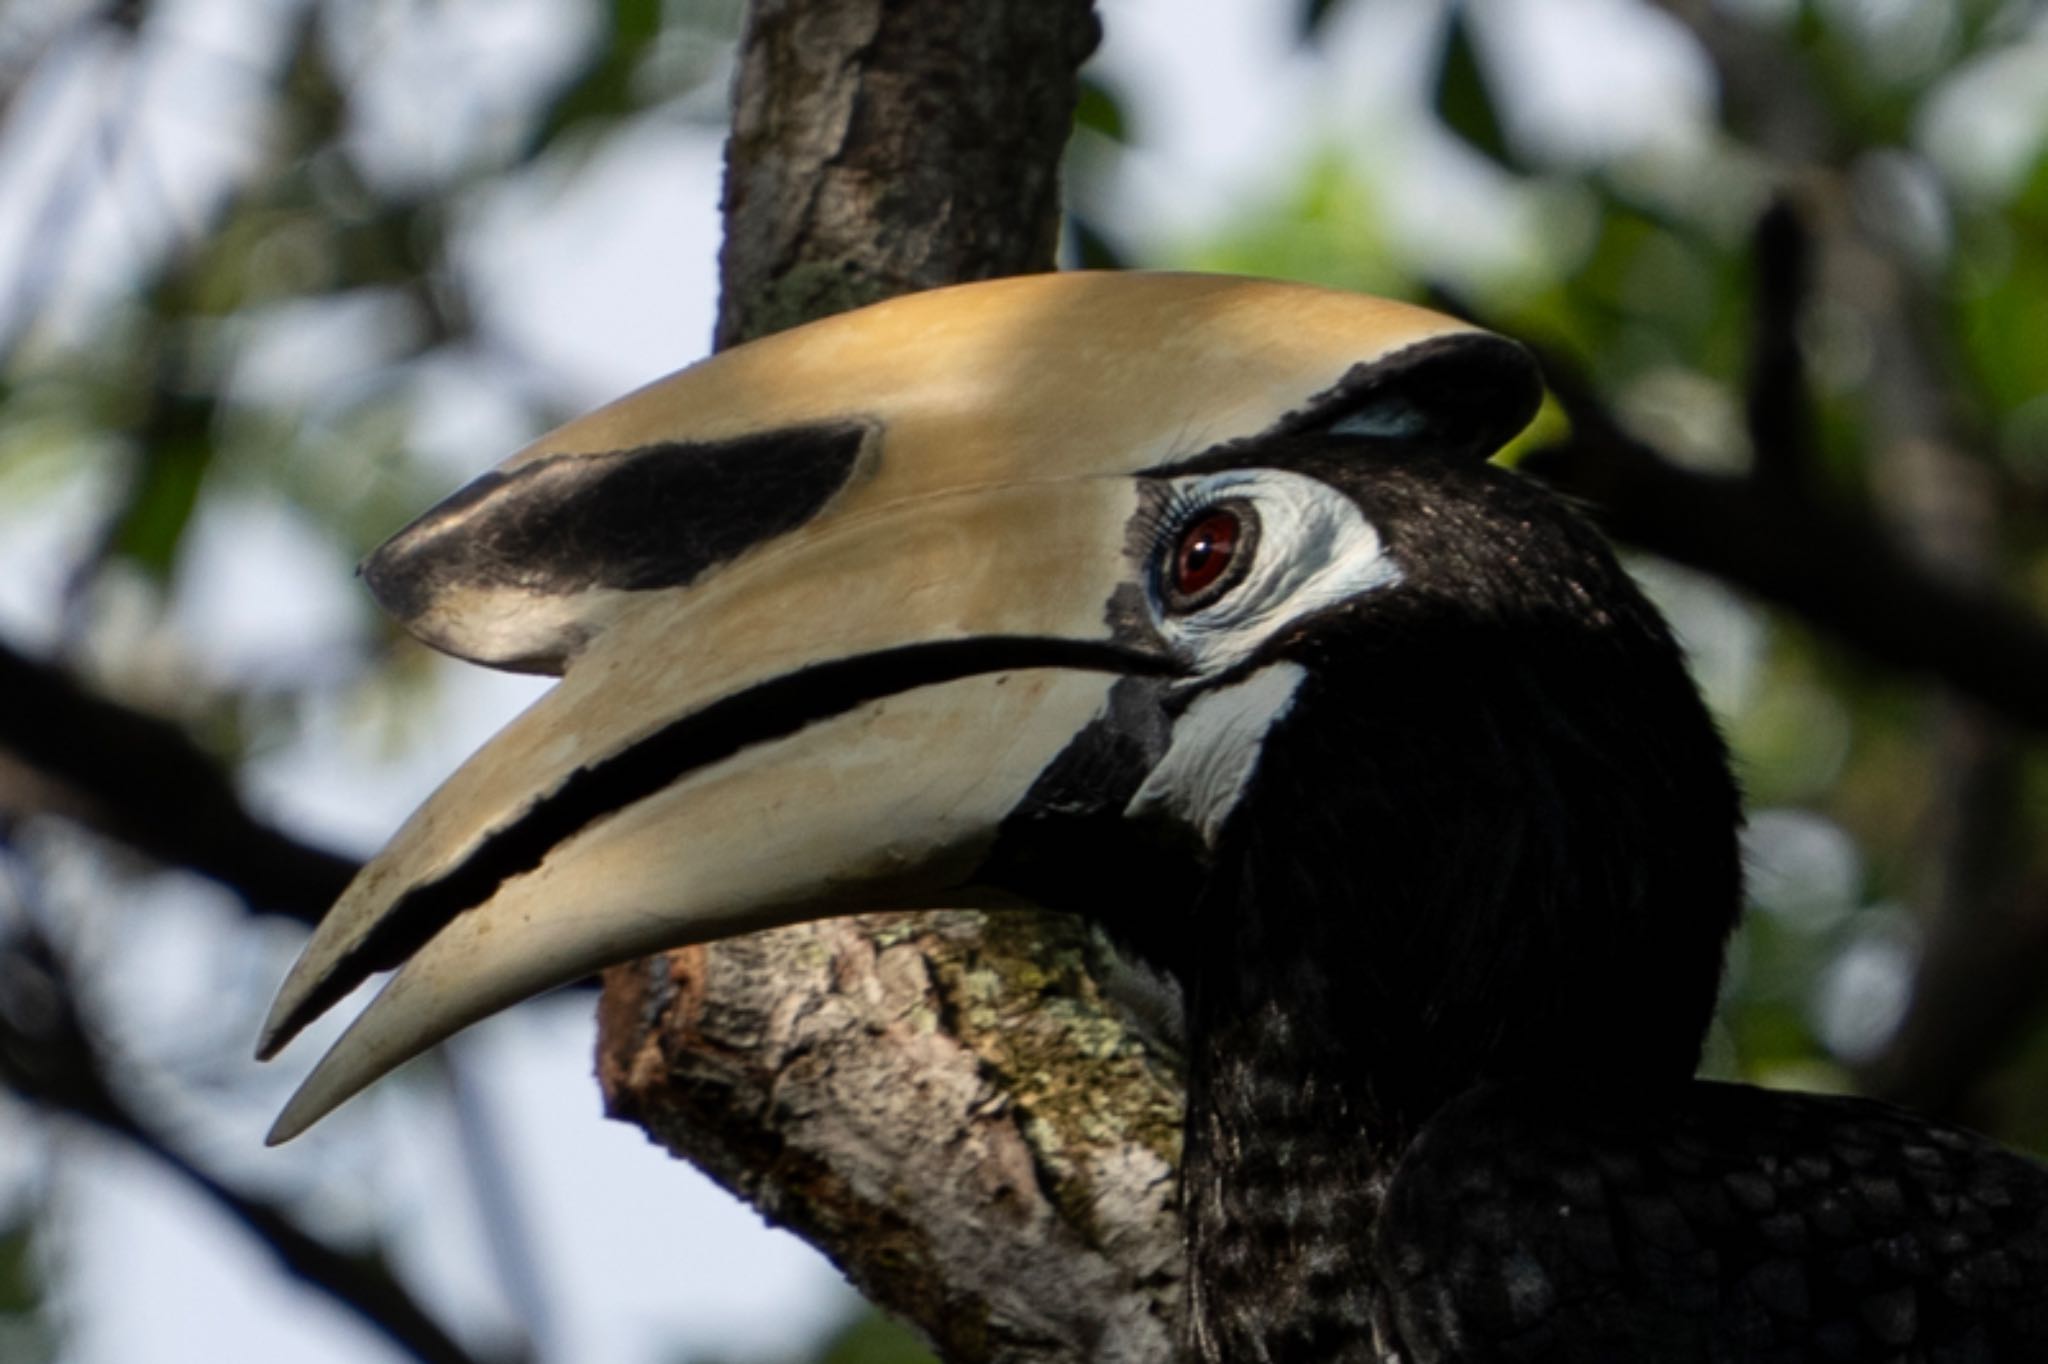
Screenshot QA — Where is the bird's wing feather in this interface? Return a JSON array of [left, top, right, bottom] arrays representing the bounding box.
[[1378, 1079, 2048, 1363]]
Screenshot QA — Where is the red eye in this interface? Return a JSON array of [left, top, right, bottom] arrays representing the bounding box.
[[1172, 508, 1242, 600]]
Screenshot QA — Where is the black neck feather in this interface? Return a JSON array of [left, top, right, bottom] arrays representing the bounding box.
[[1176, 455, 1743, 1361]]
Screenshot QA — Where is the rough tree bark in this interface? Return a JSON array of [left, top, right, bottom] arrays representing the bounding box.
[[594, 4, 1187, 1361], [713, 0, 1096, 348]]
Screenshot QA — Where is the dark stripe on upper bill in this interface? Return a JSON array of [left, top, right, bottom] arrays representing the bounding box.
[[258, 634, 1181, 1058]]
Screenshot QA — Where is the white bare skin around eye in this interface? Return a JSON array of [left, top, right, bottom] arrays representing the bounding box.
[[1128, 467, 1400, 846]]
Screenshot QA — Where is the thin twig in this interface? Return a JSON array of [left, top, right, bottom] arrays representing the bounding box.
[[1522, 358, 2048, 738], [441, 1046, 556, 1355], [1744, 196, 1816, 500], [0, 638, 357, 922], [0, 858, 513, 1364]]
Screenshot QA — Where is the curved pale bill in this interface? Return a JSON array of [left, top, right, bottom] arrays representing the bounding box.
[[263, 476, 1159, 1143]]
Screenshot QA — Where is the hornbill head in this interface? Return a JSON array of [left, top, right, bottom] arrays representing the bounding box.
[[258, 272, 1595, 1143]]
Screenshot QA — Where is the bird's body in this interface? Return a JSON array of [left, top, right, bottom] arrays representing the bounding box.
[[257, 272, 2048, 1361], [1383, 1081, 2048, 1362]]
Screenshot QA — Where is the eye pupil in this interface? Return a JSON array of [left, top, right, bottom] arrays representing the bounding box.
[[1173, 509, 1241, 599]]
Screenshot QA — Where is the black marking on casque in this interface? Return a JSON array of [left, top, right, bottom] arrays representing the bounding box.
[[1149, 332, 1541, 477], [1289, 332, 1542, 460], [362, 420, 870, 634], [263, 635, 1182, 1056]]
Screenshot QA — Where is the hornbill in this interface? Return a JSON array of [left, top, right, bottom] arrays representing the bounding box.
[[259, 272, 2048, 1361]]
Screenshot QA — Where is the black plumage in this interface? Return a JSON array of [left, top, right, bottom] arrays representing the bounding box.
[[1102, 449, 2048, 1361], [1384, 1082, 2048, 1362]]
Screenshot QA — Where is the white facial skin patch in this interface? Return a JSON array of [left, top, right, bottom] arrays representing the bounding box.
[[1151, 467, 1402, 677], [1120, 467, 1400, 847], [1125, 662, 1308, 847]]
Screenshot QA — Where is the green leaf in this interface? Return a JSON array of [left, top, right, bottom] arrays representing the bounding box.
[[0, 1213, 54, 1364], [1066, 214, 1128, 271], [1073, 77, 1128, 144], [616, 0, 665, 43], [1179, 152, 1402, 296], [1432, 4, 1514, 170], [532, 0, 669, 150], [111, 421, 214, 582], [0, 1219, 39, 1315], [811, 1309, 936, 1364], [1954, 158, 2048, 421]]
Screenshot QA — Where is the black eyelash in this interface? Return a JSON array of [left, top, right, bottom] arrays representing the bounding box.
[[1131, 480, 1213, 552], [1142, 484, 1261, 616]]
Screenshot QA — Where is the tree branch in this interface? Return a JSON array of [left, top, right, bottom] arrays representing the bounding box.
[[1743, 197, 1817, 502], [599, 4, 1187, 1360], [1521, 380, 2048, 738], [715, 0, 1098, 348], [0, 639, 357, 922], [600, 915, 1181, 1362], [0, 921, 510, 1364]]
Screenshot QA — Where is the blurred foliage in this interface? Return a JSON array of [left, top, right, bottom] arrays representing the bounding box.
[[1072, 76, 1128, 145], [0, 1211, 55, 1364], [0, 0, 747, 1358], [1184, 154, 1405, 295], [804, 1310, 938, 1364], [680, 1304, 937, 1364], [1432, 4, 1513, 170], [1295, 0, 1346, 44], [5, 0, 2048, 1359]]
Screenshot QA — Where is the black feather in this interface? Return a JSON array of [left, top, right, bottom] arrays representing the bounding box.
[[1150, 450, 2048, 1362]]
